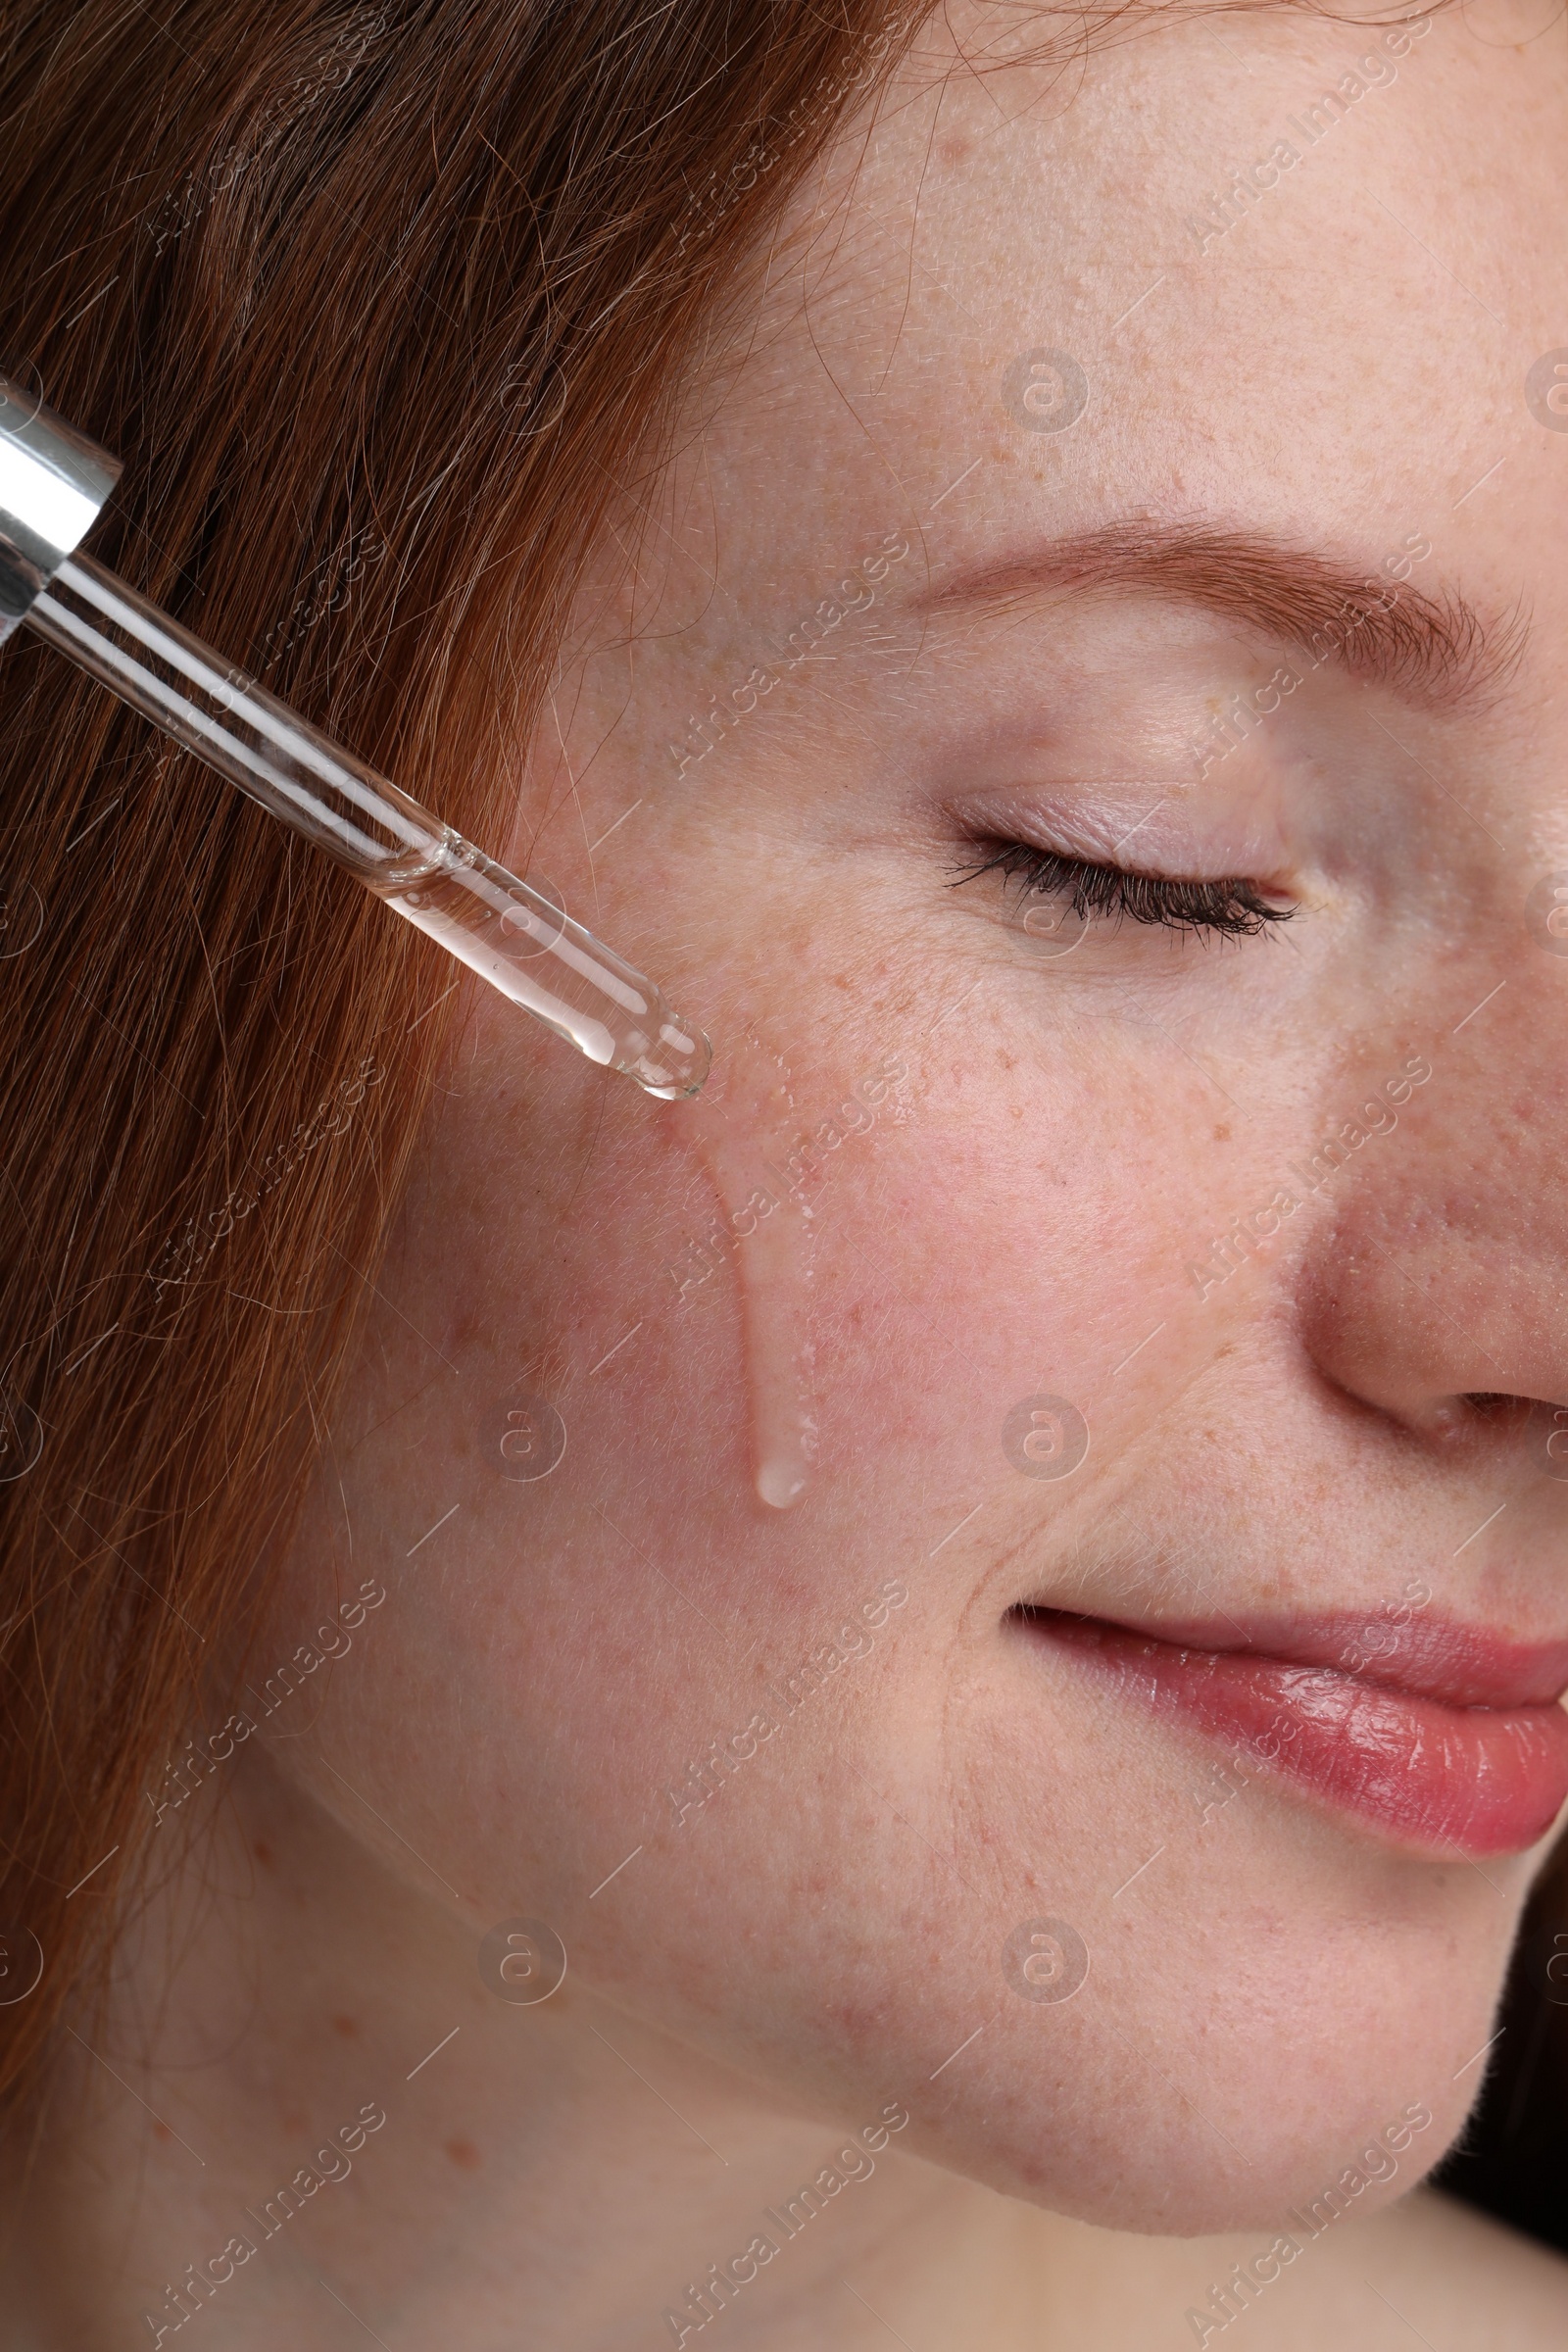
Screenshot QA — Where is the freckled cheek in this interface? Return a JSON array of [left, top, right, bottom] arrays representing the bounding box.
[[402, 1067, 695, 1359], [803, 1089, 1200, 1464], [436, 985, 1224, 1494], [409, 1015, 1230, 1523]]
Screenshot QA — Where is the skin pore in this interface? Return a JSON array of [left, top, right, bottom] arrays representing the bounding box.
[[8, 2, 1568, 2345]]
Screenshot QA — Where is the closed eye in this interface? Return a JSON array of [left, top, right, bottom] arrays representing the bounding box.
[[954, 840, 1296, 941]]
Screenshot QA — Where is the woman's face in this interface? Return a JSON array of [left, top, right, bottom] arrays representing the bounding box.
[[263, 2, 1568, 2232]]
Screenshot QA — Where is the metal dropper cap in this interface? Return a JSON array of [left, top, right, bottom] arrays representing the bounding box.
[[0, 373, 121, 648]]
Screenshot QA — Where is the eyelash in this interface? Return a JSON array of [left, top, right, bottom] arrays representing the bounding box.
[[956, 841, 1295, 941]]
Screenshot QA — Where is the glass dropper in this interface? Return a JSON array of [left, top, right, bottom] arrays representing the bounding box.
[[0, 375, 710, 1100]]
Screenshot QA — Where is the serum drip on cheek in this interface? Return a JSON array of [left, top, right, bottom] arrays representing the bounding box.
[[747, 1190, 818, 1509], [678, 1037, 818, 1510]]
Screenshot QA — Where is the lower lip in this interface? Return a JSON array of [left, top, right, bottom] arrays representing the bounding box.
[[1027, 1615, 1568, 1859]]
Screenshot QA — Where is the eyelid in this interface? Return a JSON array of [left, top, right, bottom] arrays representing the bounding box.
[[948, 787, 1293, 891]]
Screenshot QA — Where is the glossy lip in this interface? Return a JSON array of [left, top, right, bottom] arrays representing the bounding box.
[[1013, 1606, 1568, 1860]]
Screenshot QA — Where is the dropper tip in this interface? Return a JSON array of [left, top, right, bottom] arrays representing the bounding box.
[[631, 1021, 712, 1101], [676, 1024, 713, 1098]]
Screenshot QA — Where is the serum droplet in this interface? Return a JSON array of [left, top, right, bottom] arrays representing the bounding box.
[[678, 1035, 818, 1510]]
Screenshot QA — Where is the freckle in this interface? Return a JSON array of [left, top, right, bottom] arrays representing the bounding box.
[[331, 2015, 359, 2039], [444, 2137, 481, 2170], [253, 1839, 275, 1867]]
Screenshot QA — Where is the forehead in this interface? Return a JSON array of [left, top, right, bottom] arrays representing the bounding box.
[[695, 10, 1564, 568]]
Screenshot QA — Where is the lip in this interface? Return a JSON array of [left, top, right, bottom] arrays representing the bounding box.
[[1013, 1606, 1568, 1859]]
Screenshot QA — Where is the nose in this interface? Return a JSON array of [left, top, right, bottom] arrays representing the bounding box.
[[1291, 986, 1568, 1456]]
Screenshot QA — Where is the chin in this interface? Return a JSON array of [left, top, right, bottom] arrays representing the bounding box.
[[781, 1817, 1520, 2239], [904, 2052, 1462, 2240]]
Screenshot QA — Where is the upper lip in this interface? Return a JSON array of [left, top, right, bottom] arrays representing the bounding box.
[[1016, 1605, 1568, 1710]]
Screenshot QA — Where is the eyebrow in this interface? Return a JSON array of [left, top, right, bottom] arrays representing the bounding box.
[[912, 519, 1525, 709]]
